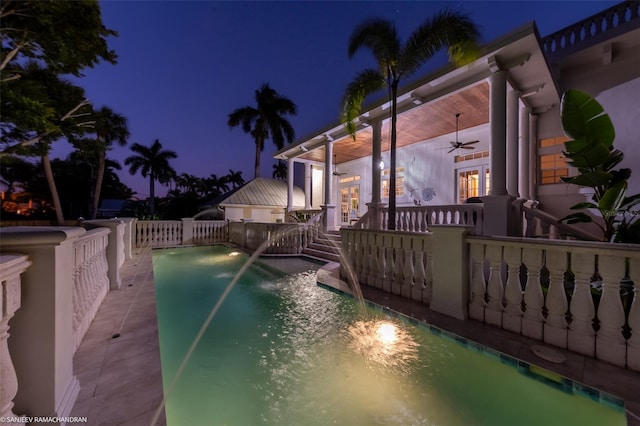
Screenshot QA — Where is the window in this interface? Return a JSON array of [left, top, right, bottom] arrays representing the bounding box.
[[540, 153, 568, 184], [382, 168, 404, 197], [457, 166, 490, 203], [454, 150, 489, 163], [540, 136, 570, 148]]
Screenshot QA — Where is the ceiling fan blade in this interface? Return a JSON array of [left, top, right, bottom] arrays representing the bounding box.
[[460, 146, 475, 150], [447, 147, 456, 154], [449, 141, 458, 147], [462, 140, 479, 146]]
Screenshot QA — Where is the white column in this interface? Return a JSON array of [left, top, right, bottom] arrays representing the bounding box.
[[489, 70, 508, 196], [528, 114, 538, 200], [287, 158, 294, 211], [371, 119, 382, 204], [324, 141, 333, 205], [322, 141, 336, 231], [506, 90, 520, 197], [304, 162, 311, 209], [519, 107, 531, 199]]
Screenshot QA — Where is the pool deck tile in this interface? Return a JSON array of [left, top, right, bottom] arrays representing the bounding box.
[[70, 252, 640, 426]]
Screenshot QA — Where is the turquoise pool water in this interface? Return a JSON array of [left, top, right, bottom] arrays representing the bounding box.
[[153, 245, 625, 426]]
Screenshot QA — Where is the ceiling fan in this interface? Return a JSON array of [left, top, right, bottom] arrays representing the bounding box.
[[332, 154, 347, 176], [443, 113, 479, 154]]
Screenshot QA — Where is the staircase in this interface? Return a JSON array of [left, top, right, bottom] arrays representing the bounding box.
[[303, 229, 342, 263]]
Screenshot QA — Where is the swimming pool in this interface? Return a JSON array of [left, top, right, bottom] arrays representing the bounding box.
[[153, 245, 625, 425]]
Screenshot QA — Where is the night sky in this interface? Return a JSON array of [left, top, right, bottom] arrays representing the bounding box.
[[57, 1, 617, 197]]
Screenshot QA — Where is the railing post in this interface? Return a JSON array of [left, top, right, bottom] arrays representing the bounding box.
[[0, 227, 85, 419], [182, 217, 194, 245], [0, 254, 32, 426], [429, 225, 472, 320], [83, 219, 124, 289], [118, 217, 136, 260], [628, 254, 640, 372]]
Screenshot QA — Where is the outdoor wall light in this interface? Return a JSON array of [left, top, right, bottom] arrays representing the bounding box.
[[378, 159, 385, 170]]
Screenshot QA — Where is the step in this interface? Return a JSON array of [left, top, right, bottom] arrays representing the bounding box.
[[302, 247, 341, 263], [308, 242, 341, 254]]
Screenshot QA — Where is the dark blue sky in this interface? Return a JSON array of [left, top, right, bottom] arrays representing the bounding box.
[[59, 0, 617, 197]]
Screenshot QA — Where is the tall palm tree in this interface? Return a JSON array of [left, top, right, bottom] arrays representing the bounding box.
[[89, 106, 129, 218], [228, 83, 298, 178], [342, 11, 479, 230], [272, 160, 287, 180], [124, 139, 177, 215], [207, 173, 229, 195], [225, 169, 245, 189]]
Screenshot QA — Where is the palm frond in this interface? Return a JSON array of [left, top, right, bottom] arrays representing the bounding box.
[[340, 69, 385, 137]]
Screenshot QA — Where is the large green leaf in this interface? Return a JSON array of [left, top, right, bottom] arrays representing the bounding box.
[[559, 212, 593, 224], [561, 89, 614, 148], [563, 142, 611, 169], [570, 202, 598, 210], [562, 170, 612, 187], [598, 181, 627, 212], [602, 149, 624, 172]]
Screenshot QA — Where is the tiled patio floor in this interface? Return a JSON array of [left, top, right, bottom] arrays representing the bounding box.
[[70, 251, 640, 426]]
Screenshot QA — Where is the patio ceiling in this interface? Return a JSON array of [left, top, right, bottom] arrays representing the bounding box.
[[298, 82, 489, 164]]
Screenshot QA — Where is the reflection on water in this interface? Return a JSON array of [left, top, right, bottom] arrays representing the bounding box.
[[347, 319, 419, 374]]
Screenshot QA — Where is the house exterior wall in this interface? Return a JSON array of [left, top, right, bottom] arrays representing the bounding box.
[[224, 206, 282, 223]]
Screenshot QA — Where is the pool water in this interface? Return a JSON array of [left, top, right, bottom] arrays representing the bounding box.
[[153, 245, 625, 426]]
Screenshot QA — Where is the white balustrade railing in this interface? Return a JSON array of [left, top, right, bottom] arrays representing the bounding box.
[[72, 228, 110, 352], [135, 220, 228, 248], [541, 1, 640, 58], [382, 204, 483, 234], [341, 228, 433, 305], [135, 220, 182, 247], [0, 254, 32, 423], [192, 220, 228, 244], [468, 236, 640, 371]]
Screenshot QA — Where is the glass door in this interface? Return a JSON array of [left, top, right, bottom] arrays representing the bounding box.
[[340, 184, 360, 225], [457, 166, 490, 203]]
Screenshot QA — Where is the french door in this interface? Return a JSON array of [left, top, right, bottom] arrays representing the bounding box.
[[457, 166, 490, 204]]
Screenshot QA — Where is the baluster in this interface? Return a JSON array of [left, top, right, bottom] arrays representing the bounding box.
[[522, 247, 544, 340], [0, 259, 30, 426], [544, 249, 569, 348], [366, 233, 377, 287], [402, 245, 414, 299], [371, 233, 383, 289], [353, 233, 363, 283], [424, 236, 433, 305], [383, 235, 394, 293], [412, 241, 426, 303], [72, 246, 82, 332], [485, 245, 505, 327], [503, 246, 524, 334], [596, 254, 626, 366], [358, 233, 370, 284], [568, 251, 596, 356], [468, 242, 487, 321], [627, 256, 640, 372], [392, 237, 404, 295]]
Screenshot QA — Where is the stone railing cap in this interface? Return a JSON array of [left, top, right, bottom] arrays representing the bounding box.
[[0, 226, 86, 246]]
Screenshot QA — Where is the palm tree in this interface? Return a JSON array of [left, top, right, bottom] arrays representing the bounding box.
[[88, 106, 129, 219], [124, 139, 177, 215], [207, 173, 229, 195], [228, 83, 298, 178], [342, 11, 479, 230], [225, 169, 245, 189], [272, 160, 287, 180]]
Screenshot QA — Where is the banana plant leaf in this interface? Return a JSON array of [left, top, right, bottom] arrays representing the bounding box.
[[561, 170, 612, 187], [598, 181, 627, 212], [559, 212, 593, 224], [561, 89, 615, 147], [570, 202, 598, 210], [563, 142, 612, 169], [602, 149, 625, 172]]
